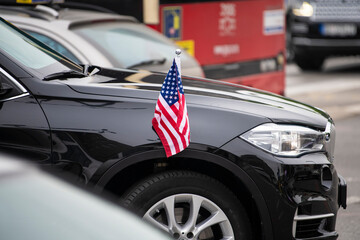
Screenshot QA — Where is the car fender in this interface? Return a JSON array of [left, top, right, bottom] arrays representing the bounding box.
[[92, 148, 273, 240]]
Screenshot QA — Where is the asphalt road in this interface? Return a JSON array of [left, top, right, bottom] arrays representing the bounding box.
[[286, 57, 360, 240]]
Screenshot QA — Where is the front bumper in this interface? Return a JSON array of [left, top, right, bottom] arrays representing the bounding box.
[[283, 161, 343, 240], [251, 153, 345, 240], [293, 37, 360, 55], [338, 175, 347, 209], [288, 14, 360, 56], [222, 136, 347, 240], [291, 174, 347, 240]]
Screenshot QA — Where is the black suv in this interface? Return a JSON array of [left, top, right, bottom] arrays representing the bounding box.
[[0, 17, 346, 240], [286, 0, 360, 70]]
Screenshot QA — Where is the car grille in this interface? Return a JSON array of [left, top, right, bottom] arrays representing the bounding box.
[[313, 0, 360, 21], [296, 218, 325, 238], [293, 208, 335, 238]]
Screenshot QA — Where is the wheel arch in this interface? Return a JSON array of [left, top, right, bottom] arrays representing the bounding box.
[[93, 149, 273, 240]]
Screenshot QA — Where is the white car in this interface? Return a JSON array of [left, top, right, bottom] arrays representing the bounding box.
[[0, 153, 170, 240], [0, 4, 204, 77]]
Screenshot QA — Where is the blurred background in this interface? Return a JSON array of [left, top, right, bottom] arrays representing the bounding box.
[[1, 0, 360, 239]]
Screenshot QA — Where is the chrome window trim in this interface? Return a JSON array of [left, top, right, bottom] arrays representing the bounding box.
[[0, 67, 28, 93], [1, 92, 30, 102], [0, 67, 30, 101]]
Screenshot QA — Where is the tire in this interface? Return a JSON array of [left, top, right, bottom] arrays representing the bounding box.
[[294, 54, 325, 71], [121, 171, 252, 240]]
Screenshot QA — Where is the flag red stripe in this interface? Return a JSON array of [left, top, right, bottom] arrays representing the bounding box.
[[170, 104, 179, 116], [159, 97, 177, 121], [158, 119, 181, 154], [152, 117, 175, 157], [153, 106, 180, 156], [177, 99, 184, 127], [178, 94, 186, 130], [157, 100, 187, 149]]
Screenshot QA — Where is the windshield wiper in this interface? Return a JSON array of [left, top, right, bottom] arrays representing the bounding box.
[[127, 58, 166, 69], [43, 70, 87, 81], [81, 64, 101, 76]]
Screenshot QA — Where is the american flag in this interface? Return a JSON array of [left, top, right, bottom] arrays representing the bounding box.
[[152, 56, 190, 157]]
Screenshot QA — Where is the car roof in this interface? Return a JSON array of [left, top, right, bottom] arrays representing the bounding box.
[[0, 5, 204, 77], [59, 8, 138, 27], [0, 5, 138, 29]]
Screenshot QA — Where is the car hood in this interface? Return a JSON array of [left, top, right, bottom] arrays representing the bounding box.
[[62, 68, 331, 130]]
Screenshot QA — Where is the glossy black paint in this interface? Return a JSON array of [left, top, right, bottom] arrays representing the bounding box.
[[0, 20, 344, 240], [0, 95, 51, 162]]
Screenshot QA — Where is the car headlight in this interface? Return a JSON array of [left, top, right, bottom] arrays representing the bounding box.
[[241, 123, 326, 156], [293, 2, 314, 17]]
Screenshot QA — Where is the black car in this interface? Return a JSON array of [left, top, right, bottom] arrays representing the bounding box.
[[0, 17, 346, 240], [286, 0, 360, 70]]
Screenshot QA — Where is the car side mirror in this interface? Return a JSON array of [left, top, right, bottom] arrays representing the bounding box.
[[0, 82, 13, 96]]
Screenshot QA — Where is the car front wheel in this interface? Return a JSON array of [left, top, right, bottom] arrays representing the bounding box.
[[121, 171, 252, 240]]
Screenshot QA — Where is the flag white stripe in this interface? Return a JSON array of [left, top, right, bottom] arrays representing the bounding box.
[[185, 116, 190, 145], [182, 112, 190, 146], [160, 115, 184, 152], [174, 102, 179, 109], [159, 95, 177, 122], [184, 122, 190, 146], [156, 103, 185, 151], [179, 99, 188, 133], [155, 112, 177, 155]]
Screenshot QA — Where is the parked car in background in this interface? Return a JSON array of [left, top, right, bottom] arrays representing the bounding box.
[[0, 153, 170, 240], [0, 3, 204, 77], [0, 16, 346, 240], [286, 0, 360, 70]]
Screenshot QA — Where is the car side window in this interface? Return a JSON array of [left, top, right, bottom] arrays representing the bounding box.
[[24, 30, 81, 64], [0, 69, 26, 101]]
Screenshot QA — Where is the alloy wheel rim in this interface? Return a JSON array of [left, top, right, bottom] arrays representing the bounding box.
[[143, 194, 235, 240]]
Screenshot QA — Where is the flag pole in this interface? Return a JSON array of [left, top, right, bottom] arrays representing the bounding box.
[[175, 49, 181, 76]]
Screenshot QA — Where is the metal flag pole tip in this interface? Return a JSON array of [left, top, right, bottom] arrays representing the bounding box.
[[175, 49, 182, 56]]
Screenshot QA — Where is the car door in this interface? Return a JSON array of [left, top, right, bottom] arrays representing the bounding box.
[[0, 67, 52, 162]]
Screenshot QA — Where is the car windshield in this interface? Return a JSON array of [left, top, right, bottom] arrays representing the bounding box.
[[73, 21, 191, 68], [0, 18, 82, 77]]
